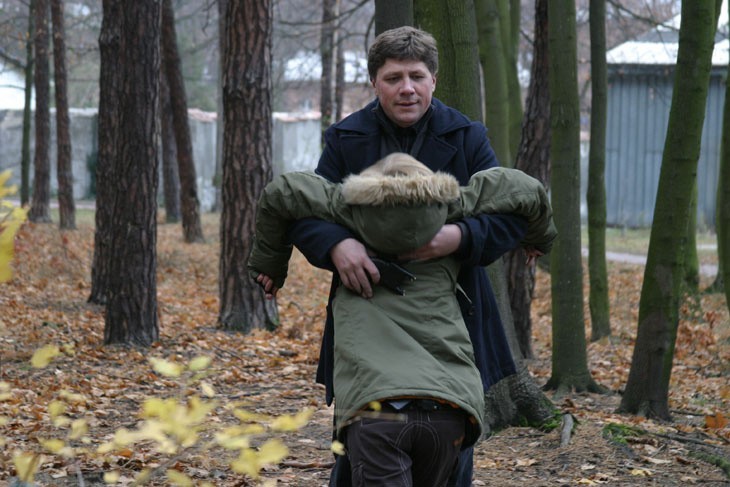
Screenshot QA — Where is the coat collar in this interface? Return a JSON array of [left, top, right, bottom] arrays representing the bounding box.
[[334, 98, 471, 174]]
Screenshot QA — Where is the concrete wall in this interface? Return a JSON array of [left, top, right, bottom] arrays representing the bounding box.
[[0, 108, 322, 211]]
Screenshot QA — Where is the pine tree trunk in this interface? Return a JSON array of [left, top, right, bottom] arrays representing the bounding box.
[[587, 0, 610, 341], [496, 0, 521, 163], [89, 0, 122, 306], [505, 0, 550, 360], [219, 0, 278, 332], [21, 0, 34, 206], [374, 0, 413, 35], [51, 0, 75, 230], [619, 0, 719, 419], [335, 27, 345, 122], [161, 0, 204, 243], [28, 0, 52, 223], [103, 0, 160, 346], [160, 59, 181, 223], [545, 0, 601, 395]]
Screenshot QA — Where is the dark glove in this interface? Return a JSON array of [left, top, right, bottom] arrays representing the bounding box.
[[370, 257, 416, 296]]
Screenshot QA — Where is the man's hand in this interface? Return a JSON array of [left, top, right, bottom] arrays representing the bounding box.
[[255, 273, 279, 300], [524, 246, 544, 266], [398, 224, 462, 262], [331, 238, 380, 298]]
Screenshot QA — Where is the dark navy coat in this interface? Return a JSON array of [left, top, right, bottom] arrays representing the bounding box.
[[288, 98, 526, 405]]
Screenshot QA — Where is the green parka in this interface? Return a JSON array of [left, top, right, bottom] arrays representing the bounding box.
[[248, 159, 556, 445]]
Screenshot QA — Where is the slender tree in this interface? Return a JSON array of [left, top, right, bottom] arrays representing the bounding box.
[[28, 0, 51, 223], [416, 0, 557, 431], [374, 0, 413, 35], [161, 0, 204, 243], [475, 0, 511, 164], [504, 0, 550, 359], [497, 0, 522, 162], [160, 53, 182, 223], [89, 0, 121, 305], [618, 0, 720, 419], [545, 0, 602, 395], [587, 0, 610, 340], [219, 0, 278, 332], [320, 0, 337, 142], [683, 184, 700, 291], [103, 0, 161, 345], [718, 0, 730, 308], [51, 0, 75, 230], [20, 0, 34, 206]]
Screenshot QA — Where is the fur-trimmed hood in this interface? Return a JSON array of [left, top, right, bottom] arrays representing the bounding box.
[[341, 153, 459, 206], [339, 153, 458, 256]]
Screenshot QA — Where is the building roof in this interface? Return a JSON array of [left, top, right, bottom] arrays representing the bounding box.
[[607, 0, 729, 66]]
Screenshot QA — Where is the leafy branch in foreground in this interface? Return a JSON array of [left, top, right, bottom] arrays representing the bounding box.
[[0, 170, 28, 283], [2, 348, 315, 486]]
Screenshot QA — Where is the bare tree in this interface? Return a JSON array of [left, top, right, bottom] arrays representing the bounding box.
[[161, 0, 204, 243], [28, 0, 51, 223], [51, 0, 75, 230]]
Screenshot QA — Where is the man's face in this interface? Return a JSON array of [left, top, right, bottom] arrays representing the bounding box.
[[372, 58, 436, 128]]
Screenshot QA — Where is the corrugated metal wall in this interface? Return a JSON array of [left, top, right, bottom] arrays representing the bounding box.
[[605, 65, 726, 229]]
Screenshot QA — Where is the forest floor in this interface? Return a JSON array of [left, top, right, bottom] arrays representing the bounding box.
[[1, 214, 729, 486]]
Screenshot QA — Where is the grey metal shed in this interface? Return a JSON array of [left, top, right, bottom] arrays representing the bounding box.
[[605, 7, 728, 229]]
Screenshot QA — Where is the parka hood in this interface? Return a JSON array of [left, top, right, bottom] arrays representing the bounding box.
[[340, 153, 459, 256]]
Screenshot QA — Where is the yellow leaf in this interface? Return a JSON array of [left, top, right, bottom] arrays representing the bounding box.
[[166, 469, 194, 486], [630, 468, 652, 476], [331, 440, 346, 456], [0, 381, 10, 401], [233, 408, 269, 423], [270, 408, 313, 431], [31, 345, 61, 368], [135, 468, 152, 484], [200, 381, 216, 398], [103, 471, 120, 483], [69, 419, 88, 440], [188, 356, 212, 371], [49, 400, 67, 419], [368, 401, 382, 412], [577, 479, 598, 485], [39, 438, 66, 454], [231, 448, 260, 478], [149, 357, 183, 377], [58, 390, 87, 404], [0, 179, 27, 283], [257, 438, 288, 464], [13, 451, 44, 482]]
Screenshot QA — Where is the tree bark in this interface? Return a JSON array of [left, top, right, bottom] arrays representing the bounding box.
[[505, 0, 550, 360], [103, 0, 160, 346], [160, 54, 181, 223], [51, 0, 75, 230], [496, 0, 521, 163], [374, 0, 413, 35], [545, 0, 601, 395], [719, 0, 730, 310], [416, 0, 556, 431], [28, 0, 51, 223], [618, 0, 720, 420], [335, 25, 345, 122], [415, 0, 481, 121], [161, 0, 204, 243], [219, 0, 278, 332], [587, 0, 610, 341], [475, 0, 511, 165], [89, 0, 122, 305], [320, 0, 337, 143], [21, 0, 35, 206]]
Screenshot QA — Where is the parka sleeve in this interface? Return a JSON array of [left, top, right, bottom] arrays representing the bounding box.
[[247, 172, 350, 288], [448, 168, 557, 254]]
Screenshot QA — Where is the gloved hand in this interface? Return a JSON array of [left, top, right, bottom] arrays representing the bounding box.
[[370, 257, 416, 296]]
